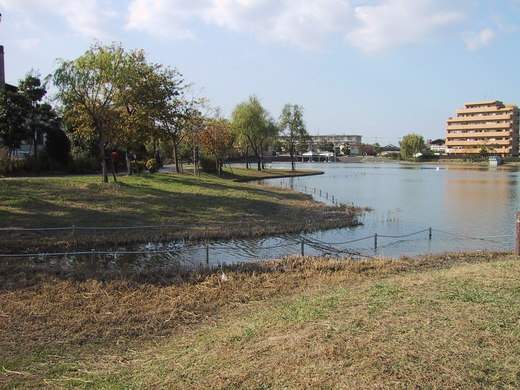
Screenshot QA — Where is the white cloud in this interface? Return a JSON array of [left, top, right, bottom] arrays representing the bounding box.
[[126, 0, 352, 49], [126, 0, 465, 52], [0, 0, 116, 39], [126, 0, 205, 39], [204, 0, 353, 49], [346, 0, 463, 53], [1, 0, 469, 52], [463, 28, 496, 51]]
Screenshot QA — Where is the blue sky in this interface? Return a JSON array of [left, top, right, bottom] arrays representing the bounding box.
[[1, 0, 519, 145]]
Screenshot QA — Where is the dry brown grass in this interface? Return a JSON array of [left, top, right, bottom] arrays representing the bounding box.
[[2, 252, 520, 388]]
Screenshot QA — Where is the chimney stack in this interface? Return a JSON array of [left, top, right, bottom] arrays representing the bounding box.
[[0, 45, 4, 88]]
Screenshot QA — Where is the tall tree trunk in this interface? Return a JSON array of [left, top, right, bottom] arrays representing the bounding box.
[[193, 147, 197, 176], [33, 129, 38, 161], [111, 156, 118, 182], [126, 151, 132, 176], [290, 144, 295, 171], [99, 141, 108, 183], [173, 141, 180, 173]]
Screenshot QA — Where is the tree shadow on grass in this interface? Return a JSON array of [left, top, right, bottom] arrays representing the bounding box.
[[136, 173, 308, 202], [0, 176, 312, 228]]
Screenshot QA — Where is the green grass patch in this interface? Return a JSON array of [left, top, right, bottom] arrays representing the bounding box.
[[278, 288, 347, 323], [0, 170, 356, 252]]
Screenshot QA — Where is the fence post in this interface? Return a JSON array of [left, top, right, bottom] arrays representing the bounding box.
[[301, 239, 305, 256], [206, 243, 209, 264], [428, 227, 432, 241], [374, 233, 378, 251], [516, 212, 520, 256]]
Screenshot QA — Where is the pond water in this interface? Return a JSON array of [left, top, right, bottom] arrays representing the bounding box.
[[11, 162, 520, 272], [261, 162, 519, 258], [134, 161, 520, 268]]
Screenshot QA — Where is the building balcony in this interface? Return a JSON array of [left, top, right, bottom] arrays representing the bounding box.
[[456, 107, 515, 115], [447, 114, 513, 123], [446, 131, 512, 139], [446, 139, 512, 147], [447, 147, 512, 155], [446, 123, 513, 131]]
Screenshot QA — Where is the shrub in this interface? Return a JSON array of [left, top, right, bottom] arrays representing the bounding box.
[[69, 156, 99, 174], [199, 156, 217, 173], [145, 158, 158, 173], [131, 160, 146, 174]]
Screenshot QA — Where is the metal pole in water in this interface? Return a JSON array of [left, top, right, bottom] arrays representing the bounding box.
[[206, 243, 209, 264], [301, 239, 305, 256], [374, 233, 378, 251], [428, 227, 432, 241]]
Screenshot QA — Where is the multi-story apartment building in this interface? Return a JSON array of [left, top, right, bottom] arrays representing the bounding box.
[[446, 101, 519, 157]]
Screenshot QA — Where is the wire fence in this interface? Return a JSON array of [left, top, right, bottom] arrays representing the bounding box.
[[0, 226, 515, 269]]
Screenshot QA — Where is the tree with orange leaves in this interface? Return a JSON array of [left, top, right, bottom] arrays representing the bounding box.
[[199, 118, 234, 176]]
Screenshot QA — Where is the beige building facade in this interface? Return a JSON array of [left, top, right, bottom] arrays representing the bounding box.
[[446, 100, 519, 157]]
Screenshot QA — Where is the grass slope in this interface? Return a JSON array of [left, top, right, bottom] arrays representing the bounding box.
[[0, 169, 356, 252], [2, 253, 520, 388]]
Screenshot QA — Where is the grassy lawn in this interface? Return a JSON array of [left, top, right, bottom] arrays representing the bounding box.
[[0, 169, 355, 252], [2, 253, 520, 388]]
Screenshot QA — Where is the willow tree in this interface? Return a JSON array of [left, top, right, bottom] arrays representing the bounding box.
[[231, 96, 277, 171], [54, 44, 143, 182], [279, 104, 308, 171], [400, 133, 425, 160]]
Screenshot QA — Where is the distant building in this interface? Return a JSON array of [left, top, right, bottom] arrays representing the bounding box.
[[446, 101, 519, 157], [308, 134, 363, 155], [427, 139, 446, 155]]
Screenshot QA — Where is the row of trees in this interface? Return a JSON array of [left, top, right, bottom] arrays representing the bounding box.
[[1, 43, 310, 181]]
